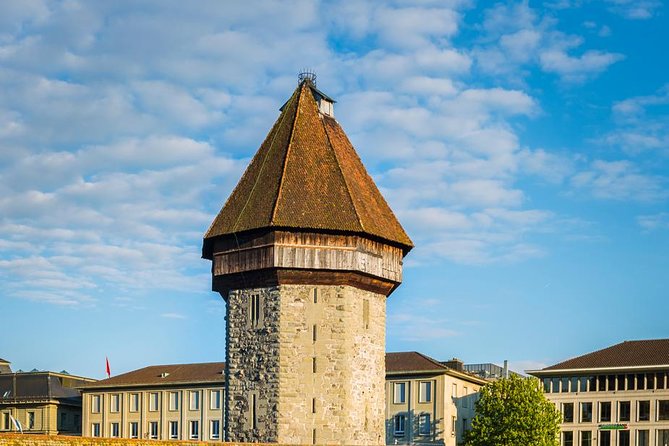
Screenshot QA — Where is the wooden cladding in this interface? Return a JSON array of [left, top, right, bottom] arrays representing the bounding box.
[[212, 231, 403, 284]]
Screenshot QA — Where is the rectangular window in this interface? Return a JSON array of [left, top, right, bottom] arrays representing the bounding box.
[[563, 403, 574, 423], [249, 294, 262, 327], [419, 381, 432, 403], [363, 299, 369, 329], [617, 374, 625, 391], [92, 394, 101, 413], [210, 420, 220, 440], [543, 378, 551, 392], [627, 374, 635, 390], [110, 422, 119, 438], [658, 372, 667, 390], [552, 377, 560, 393], [60, 412, 67, 428], [169, 421, 178, 439], [393, 414, 405, 436], [562, 377, 570, 393], [638, 429, 649, 446], [313, 288, 318, 304], [210, 390, 221, 410], [312, 357, 317, 373], [312, 398, 316, 414], [599, 430, 610, 446], [581, 402, 593, 422], [250, 393, 257, 430], [600, 401, 611, 422], [189, 391, 200, 410], [393, 383, 406, 404], [130, 393, 139, 412], [149, 393, 159, 412], [659, 400, 669, 420], [130, 422, 138, 439], [598, 376, 606, 391], [92, 423, 100, 437], [657, 429, 669, 446], [2, 413, 9, 430], [580, 377, 589, 392], [618, 430, 630, 446], [581, 431, 592, 446], [607, 375, 615, 391], [638, 374, 646, 390], [570, 377, 578, 393], [190, 420, 199, 439], [110, 394, 120, 413], [619, 401, 631, 422], [452, 383, 458, 398], [27, 412, 34, 430], [451, 416, 456, 436], [639, 400, 650, 421], [647, 373, 655, 390], [169, 391, 179, 411], [149, 421, 158, 440], [563, 431, 573, 446], [418, 414, 431, 435], [312, 325, 317, 343]]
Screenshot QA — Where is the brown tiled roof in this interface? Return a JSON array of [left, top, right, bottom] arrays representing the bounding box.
[[203, 80, 413, 259], [543, 339, 669, 371], [386, 352, 448, 374], [80, 362, 226, 389]]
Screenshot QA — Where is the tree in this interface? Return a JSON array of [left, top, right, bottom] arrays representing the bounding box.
[[463, 374, 561, 446]]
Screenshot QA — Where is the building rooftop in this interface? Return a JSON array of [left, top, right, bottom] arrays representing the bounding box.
[[539, 339, 669, 372], [81, 362, 226, 389], [0, 371, 94, 403], [386, 352, 489, 385], [203, 79, 413, 259]]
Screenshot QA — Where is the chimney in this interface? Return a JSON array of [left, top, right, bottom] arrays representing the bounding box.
[[503, 360, 509, 378], [444, 358, 464, 372]]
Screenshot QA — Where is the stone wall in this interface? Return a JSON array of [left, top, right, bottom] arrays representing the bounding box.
[[225, 284, 386, 445], [0, 433, 215, 446]]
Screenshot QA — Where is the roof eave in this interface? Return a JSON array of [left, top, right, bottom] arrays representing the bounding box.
[[528, 364, 669, 375]]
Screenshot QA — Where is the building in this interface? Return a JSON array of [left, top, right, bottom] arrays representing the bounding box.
[[463, 361, 521, 380], [528, 339, 669, 446], [385, 352, 488, 446], [202, 73, 413, 445], [79, 362, 225, 441], [0, 358, 95, 435]]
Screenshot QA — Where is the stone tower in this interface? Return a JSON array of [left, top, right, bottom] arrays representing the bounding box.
[[202, 77, 412, 445]]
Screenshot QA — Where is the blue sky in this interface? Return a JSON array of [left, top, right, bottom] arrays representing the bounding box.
[[1, 0, 668, 379]]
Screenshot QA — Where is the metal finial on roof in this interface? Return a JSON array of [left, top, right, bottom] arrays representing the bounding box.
[[298, 69, 317, 86]]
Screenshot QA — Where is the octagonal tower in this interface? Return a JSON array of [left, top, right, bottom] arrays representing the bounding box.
[[203, 77, 412, 445]]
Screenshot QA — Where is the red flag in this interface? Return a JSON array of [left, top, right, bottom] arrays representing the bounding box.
[[105, 357, 111, 378]]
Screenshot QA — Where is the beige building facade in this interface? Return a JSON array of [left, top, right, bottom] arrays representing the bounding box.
[[529, 339, 669, 446], [80, 362, 225, 442], [385, 352, 487, 446]]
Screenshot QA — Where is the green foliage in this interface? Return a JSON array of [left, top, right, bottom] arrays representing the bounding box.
[[463, 374, 561, 446]]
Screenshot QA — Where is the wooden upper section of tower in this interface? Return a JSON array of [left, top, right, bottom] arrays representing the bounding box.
[[203, 80, 413, 259]]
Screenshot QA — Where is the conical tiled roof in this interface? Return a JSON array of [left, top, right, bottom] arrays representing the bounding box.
[[203, 81, 413, 258]]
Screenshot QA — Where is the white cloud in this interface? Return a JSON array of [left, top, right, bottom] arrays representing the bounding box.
[[570, 160, 668, 202], [605, 0, 662, 20], [637, 213, 669, 231]]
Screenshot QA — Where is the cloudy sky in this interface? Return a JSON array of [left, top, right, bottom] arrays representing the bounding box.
[[1, 0, 668, 379]]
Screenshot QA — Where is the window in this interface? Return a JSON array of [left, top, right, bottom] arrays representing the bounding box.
[[563, 403, 574, 423], [581, 431, 592, 446], [619, 401, 630, 421], [312, 357, 317, 373], [657, 429, 669, 446], [210, 420, 220, 440], [363, 299, 369, 329], [60, 412, 67, 428], [130, 393, 139, 412], [581, 402, 592, 422], [598, 376, 606, 391], [639, 400, 650, 421], [580, 377, 589, 392], [312, 398, 316, 414], [618, 430, 630, 446], [637, 374, 646, 390], [149, 392, 159, 411], [658, 400, 669, 420], [2, 413, 9, 430], [91, 395, 101, 413], [169, 391, 179, 411], [626, 374, 635, 390], [130, 422, 138, 439], [607, 375, 615, 391], [452, 383, 458, 398], [110, 394, 120, 412], [393, 383, 406, 404], [189, 391, 200, 410], [393, 414, 405, 436], [169, 421, 179, 439], [617, 374, 625, 391], [563, 431, 573, 446], [149, 421, 158, 439], [419, 381, 432, 403], [463, 386, 469, 407], [189, 420, 199, 439], [92, 423, 100, 437], [313, 288, 318, 304], [599, 401, 611, 422], [418, 414, 431, 435], [553, 377, 561, 393], [638, 429, 649, 446], [110, 422, 119, 438], [74, 414, 80, 430], [647, 373, 655, 390], [27, 412, 34, 430], [599, 430, 610, 446], [250, 392, 257, 430], [562, 377, 569, 393], [210, 390, 221, 410], [571, 377, 578, 393], [312, 325, 317, 343], [451, 416, 456, 436], [658, 372, 667, 390], [543, 378, 551, 392], [249, 294, 262, 327]]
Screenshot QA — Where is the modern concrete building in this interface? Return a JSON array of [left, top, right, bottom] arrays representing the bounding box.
[[0, 359, 95, 435], [79, 362, 225, 441], [529, 339, 669, 446], [203, 73, 413, 445], [385, 352, 488, 446]]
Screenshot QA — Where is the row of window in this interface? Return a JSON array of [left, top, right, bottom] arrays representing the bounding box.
[[393, 413, 432, 436], [544, 373, 669, 394], [1, 411, 79, 431], [392, 381, 470, 405], [91, 419, 220, 440], [561, 400, 669, 423], [90, 390, 222, 414], [562, 429, 669, 446]]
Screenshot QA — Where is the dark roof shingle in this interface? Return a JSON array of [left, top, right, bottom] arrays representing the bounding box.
[[203, 81, 413, 258], [386, 352, 447, 373], [543, 339, 669, 371], [81, 362, 226, 389]]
